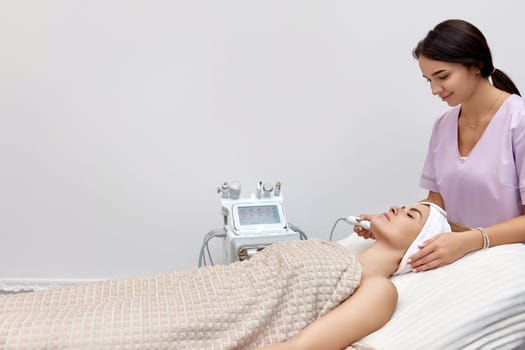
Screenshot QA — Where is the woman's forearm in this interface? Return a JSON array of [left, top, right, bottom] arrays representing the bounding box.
[[459, 208, 525, 256], [481, 209, 525, 248]]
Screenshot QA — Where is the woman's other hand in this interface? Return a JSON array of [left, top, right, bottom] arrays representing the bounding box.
[[407, 232, 468, 272]]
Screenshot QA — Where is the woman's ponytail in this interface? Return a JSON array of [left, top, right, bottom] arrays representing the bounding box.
[[492, 69, 521, 96]]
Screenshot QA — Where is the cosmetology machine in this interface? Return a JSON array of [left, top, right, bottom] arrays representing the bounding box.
[[198, 180, 306, 266]]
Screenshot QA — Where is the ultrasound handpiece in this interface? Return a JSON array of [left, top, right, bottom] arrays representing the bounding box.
[[345, 216, 371, 230]]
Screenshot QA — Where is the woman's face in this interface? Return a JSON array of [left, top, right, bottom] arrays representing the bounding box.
[[371, 204, 430, 249], [418, 55, 480, 107]]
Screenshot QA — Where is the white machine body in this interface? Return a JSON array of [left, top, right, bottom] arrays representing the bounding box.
[[219, 181, 300, 263]]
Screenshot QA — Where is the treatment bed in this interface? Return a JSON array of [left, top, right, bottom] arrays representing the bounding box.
[[1, 239, 524, 349]]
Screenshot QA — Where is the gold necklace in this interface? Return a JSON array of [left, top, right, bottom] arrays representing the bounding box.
[[462, 92, 503, 129]]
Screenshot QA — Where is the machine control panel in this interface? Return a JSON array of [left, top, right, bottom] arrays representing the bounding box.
[[232, 202, 287, 234]]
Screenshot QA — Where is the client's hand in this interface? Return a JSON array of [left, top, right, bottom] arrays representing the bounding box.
[[407, 232, 467, 272], [353, 214, 375, 239]]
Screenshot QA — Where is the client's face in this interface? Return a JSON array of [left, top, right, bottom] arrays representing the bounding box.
[[371, 204, 430, 249]]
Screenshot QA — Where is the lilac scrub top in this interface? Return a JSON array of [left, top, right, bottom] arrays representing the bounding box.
[[420, 94, 525, 228]]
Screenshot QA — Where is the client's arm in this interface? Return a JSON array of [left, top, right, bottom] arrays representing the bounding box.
[[255, 276, 398, 350]]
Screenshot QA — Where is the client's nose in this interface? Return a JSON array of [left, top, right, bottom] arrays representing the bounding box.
[[389, 206, 400, 215]]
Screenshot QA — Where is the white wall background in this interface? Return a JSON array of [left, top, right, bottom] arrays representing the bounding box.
[[1, 0, 524, 281]]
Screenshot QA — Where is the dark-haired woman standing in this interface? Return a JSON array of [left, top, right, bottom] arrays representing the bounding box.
[[355, 19, 525, 273]]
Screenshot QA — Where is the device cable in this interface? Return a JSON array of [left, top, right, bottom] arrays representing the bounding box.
[[198, 228, 226, 267], [287, 222, 308, 240], [329, 216, 371, 241], [329, 218, 347, 242]]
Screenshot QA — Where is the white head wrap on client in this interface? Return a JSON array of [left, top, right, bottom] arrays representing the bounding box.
[[394, 202, 451, 275]]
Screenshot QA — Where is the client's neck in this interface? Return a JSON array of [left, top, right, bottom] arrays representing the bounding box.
[[357, 241, 405, 277]]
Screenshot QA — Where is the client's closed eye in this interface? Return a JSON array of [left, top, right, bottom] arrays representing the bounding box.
[[408, 207, 423, 220]]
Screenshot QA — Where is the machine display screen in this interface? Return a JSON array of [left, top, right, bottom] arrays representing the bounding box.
[[237, 204, 281, 225]]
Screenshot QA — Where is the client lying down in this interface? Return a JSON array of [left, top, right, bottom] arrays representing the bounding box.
[[256, 202, 450, 350], [0, 203, 449, 350]]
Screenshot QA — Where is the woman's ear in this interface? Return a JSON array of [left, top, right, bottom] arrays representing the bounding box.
[[469, 63, 482, 75]]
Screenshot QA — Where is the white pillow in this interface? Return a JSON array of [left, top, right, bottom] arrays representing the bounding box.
[[356, 243, 525, 349]]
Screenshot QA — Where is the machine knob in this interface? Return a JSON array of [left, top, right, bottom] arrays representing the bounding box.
[[217, 182, 230, 198], [230, 181, 241, 200], [262, 183, 273, 197]]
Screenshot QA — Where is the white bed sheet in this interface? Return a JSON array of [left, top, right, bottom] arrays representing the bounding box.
[[338, 235, 525, 349]]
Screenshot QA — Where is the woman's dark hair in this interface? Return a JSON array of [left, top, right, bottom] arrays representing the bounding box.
[[413, 19, 521, 96]]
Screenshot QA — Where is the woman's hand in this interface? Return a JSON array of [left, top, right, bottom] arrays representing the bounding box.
[[353, 214, 375, 239], [407, 232, 468, 272]]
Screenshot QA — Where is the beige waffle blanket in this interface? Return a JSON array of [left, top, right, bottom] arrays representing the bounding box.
[[0, 240, 362, 350]]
